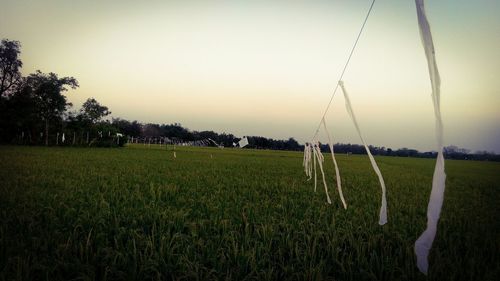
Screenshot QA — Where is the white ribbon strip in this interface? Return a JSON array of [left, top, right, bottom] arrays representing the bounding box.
[[313, 143, 318, 192], [308, 144, 313, 180], [303, 144, 307, 173], [303, 143, 314, 180], [322, 117, 347, 209], [303, 143, 311, 179], [313, 142, 332, 204], [414, 0, 447, 275], [338, 80, 387, 225]]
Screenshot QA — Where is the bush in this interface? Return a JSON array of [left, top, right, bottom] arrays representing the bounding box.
[[88, 136, 126, 147]]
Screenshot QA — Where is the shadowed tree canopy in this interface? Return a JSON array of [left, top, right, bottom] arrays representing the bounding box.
[[23, 70, 78, 145], [80, 98, 111, 124], [111, 118, 142, 137], [0, 39, 22, 97]]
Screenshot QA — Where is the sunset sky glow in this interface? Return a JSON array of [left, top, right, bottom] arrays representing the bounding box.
[[1, 0, 499, 152]]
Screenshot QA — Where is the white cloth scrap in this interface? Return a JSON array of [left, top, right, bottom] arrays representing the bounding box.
[[239, 136, 249, 148]]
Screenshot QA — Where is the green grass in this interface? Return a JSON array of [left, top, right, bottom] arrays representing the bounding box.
[[0, 144, 499, 280]]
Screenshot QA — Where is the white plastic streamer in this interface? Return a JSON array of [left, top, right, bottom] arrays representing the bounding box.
[[322, 118, 347, 209], [313, 143, 318, 192], [414, 0, 446, 275], [338, 81, 387, 225], [313, 142, 332, 204], [303, 144, 308, 173], [311, 145, 319, 192], [303, 143, 313, 180]]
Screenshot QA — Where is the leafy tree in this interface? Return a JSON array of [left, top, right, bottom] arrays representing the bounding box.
[[23, 71, 78, 145], [6, 85, 40, 140], [112, 118, 142, 136], [143, 123, 161, 137], [80, 98, 111, 124], [160, 123, 192, 140], [285, 137, 300, 150], [0, 39, 23, 97], [0, 39, 24, 140]]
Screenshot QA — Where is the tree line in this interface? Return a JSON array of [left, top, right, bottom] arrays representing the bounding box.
[[314, 144, 500, 161], [0, 38, 308, 150], [1, 39, 498, 160]]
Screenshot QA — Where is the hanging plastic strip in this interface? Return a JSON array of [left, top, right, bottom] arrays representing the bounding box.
[[338, 80, 388, 225], [414, 0, 447, 275]]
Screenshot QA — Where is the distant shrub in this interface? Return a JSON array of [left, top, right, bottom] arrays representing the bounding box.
[[88, 136, 126, 147]]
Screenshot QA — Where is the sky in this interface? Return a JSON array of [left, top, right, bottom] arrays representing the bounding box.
[[1, 0, 499, 153]]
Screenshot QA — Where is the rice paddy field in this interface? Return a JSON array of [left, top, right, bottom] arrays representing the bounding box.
[[0, 144, 499, 281]]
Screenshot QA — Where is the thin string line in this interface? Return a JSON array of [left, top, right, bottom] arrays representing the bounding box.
[[311, 0, 376, 140]]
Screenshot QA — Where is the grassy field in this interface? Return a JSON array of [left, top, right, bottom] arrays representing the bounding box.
[[0, 144, 499, 280]]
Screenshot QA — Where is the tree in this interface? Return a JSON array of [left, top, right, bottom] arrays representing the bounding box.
[[143, 123, 161, 137], [23, 70, 78, 145], [6, 84, 40, 141], [80, 98, 111, 124], [112, 118, 142, 136], [0, 39, 23, 97], [285, 137, 300, 150]]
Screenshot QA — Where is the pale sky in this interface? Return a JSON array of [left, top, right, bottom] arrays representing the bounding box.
[[1, 0, 499, 152]]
